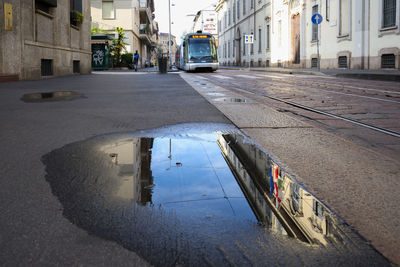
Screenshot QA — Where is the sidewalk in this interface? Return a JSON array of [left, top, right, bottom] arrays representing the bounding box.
[[181, 72, 400, 265], [220, 65, 400, 81]]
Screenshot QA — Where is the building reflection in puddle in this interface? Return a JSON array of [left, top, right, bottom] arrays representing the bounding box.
[[99, 133, 346, 246]]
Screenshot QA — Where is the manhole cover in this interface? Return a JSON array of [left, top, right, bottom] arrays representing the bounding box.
[[21, 91, 83, 102], [42, 124, 388, 266]]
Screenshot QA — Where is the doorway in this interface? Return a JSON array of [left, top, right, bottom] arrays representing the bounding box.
[[291, 14, 300, 64], [236, 28, 241, 66]]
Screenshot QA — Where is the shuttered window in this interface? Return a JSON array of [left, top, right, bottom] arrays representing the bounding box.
[[383, 0, 396, 28], [312, 5, 318, 41], [339, 0, 350, 36]]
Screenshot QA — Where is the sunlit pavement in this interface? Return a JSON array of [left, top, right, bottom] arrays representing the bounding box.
[[0, 70, 398, 265], [181, 69, 400, 264]]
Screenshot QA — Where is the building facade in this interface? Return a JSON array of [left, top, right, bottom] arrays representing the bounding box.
[[90, 0, 158, 67], [0, 0, 91, 81], [216, 0, 400, 70], [158, 32, 177, 64]]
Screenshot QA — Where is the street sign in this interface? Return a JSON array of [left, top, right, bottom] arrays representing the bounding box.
[[311, 13, 323, 25], [245, 34, 254, 44]]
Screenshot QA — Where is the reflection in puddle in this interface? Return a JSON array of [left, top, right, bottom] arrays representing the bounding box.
[[206, 92, 226, 97], [212, 97, 253, 103], [21, 91, 83, 102], [42, 125, 389, 266]]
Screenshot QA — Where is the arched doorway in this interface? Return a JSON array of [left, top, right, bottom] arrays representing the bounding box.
[[291, 13, 300, 64], [235, 28, 241, 66]]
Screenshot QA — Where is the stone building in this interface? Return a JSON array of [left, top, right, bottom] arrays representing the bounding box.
[[0, 0, 91, 81], [216, 0, 400, 70], [90, 0, 158, 67]]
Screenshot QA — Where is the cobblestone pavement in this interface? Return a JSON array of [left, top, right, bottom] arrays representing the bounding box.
[[181, 69, 400, 265], [0, 69, 398, 265], [195, 69, 400, 161]]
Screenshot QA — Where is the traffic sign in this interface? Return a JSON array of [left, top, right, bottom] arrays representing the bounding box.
[[245, 34, 254, 44], [311, 13, 323, 25]]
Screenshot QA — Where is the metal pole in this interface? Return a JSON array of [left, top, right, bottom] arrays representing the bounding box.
[[248, 43, 250, 70], [317, 24, 320, 71], [168, 0, 172, 69]]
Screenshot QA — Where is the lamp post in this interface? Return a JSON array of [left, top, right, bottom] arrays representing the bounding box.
[[168, 0, 172, 69]]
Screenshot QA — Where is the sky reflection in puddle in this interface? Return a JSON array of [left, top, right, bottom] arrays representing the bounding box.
[[42, 124, 389, 266]]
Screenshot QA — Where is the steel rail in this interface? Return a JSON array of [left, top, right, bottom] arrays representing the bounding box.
[[201, 75, 400, 139]]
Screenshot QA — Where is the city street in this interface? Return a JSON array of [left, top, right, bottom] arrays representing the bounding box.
[[0, 70, 399, 265], [193, 69, 400, 161]]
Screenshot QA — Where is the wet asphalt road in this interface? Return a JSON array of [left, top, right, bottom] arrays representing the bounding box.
[[0, 70, 398, 265], [0, 72, 230, 266]]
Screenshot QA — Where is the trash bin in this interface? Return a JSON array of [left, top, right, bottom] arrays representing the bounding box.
[[158, 54, 168, 74]]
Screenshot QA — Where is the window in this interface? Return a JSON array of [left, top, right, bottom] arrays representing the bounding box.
[[339, 0, 350, 36], [258, 28, 262, 52], [313, 199, 324, 218], [41, 59, 53, 76], [243, 37, 246, 55], [70, 0, 83, 26], [381, 54, 396, 68], [73, 60, 80, 73], [243, 0, 246, 14], [326, 0, 330, 21], [102, 0, 115, 19], [311, 58, 318, 68], [228, 9, 231, 25], [338, 56, 348, 68], [237, 0, 240, 19], [228, 41, 231, 57], [266, 24, 270, 49], [312, 5, 318, 41], [233, 3, 236, 22], [250, 0, 254, 9], [36, 0, 57, 13], [224, 12, 227, 28], [233, 41, 235, 57], [383, 0, 396, 28], [278, 20, 282, 46]]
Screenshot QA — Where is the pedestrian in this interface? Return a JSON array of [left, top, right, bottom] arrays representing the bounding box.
[[133, 50, 139, 72]]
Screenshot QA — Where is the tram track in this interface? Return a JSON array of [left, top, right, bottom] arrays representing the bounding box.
[[199, 73, 400, 139]]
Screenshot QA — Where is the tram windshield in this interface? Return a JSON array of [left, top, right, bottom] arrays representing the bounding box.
[[188, 38, 217, 61]]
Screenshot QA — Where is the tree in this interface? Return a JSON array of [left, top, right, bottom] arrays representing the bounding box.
[[109, 27, 128, 67], [91, 26, 107, 35]]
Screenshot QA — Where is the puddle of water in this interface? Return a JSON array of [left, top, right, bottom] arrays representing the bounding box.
[[42, 124, 389, 266], [213, 97, 253, 103], [206, 92, 226, 97], [21, 91, 83, 102]]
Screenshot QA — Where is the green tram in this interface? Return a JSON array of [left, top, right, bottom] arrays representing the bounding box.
[[176, 32, 219, 72]]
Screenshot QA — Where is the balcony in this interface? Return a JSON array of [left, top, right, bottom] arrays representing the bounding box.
[[139, 24, 152, 44], [139, 0, 152, 23]]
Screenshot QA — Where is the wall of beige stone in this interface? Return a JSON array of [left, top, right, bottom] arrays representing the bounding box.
[[0, 0, 91, 80]]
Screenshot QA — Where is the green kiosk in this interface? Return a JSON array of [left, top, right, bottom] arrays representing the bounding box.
[[91, 34, 112, 71]]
